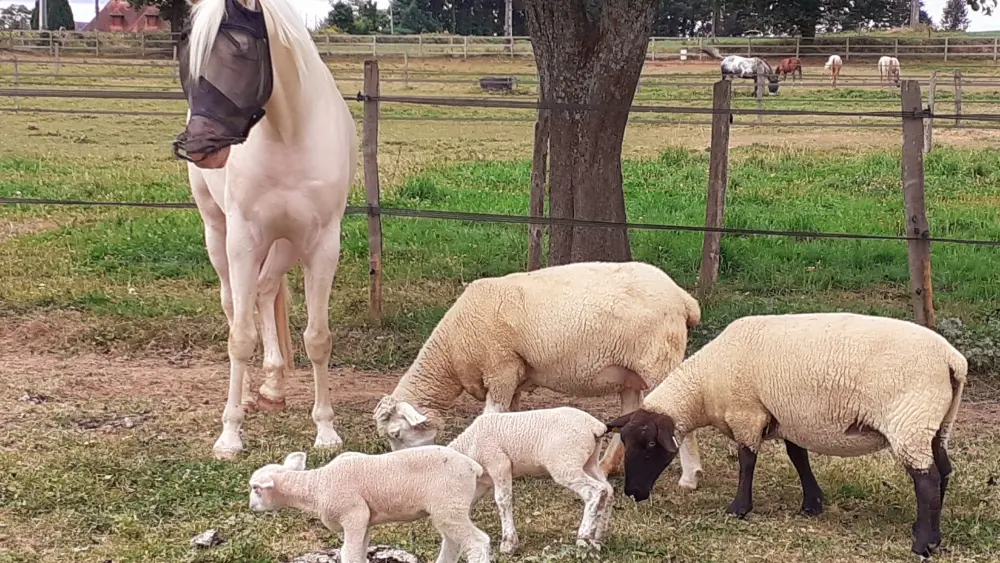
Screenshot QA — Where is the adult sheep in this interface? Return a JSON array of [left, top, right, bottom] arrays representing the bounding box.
[[373, 261, 705, 489], [606, 312, 967, 559]]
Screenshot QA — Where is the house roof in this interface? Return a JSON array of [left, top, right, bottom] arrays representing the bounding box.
[[81, 0, 172, 33]]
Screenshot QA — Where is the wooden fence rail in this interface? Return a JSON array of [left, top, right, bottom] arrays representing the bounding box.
[[355, 60, 938, 328], [5, 30, 1000, 62]]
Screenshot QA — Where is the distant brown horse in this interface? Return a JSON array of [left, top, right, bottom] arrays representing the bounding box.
[[777, 57, 803, 82]]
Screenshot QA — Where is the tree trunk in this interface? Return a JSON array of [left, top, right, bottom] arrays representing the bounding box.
[[522, 0, 656, 265]]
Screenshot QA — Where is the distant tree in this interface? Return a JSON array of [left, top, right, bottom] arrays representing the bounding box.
[[941, 0, 971, 29], [327, 0, 357, 32], [29, 0, 74, 30], [128, 0, 189, 39], [0, 4, 32, 30], [351, 0, 389, 33]]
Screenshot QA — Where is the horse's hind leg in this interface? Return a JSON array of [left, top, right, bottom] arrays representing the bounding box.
[[255, 238, 299, 412], [300, 223, 344, 450]]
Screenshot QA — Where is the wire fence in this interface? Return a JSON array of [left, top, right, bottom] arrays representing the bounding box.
[[1, 62, 998, 326], [2, 197, 998, 248]]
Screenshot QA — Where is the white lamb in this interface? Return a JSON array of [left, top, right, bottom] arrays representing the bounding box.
[[372, 261, 704, 489], [248, 448, 491, 563], [606, 312, 967, 559], [447, 406, 614, 554]]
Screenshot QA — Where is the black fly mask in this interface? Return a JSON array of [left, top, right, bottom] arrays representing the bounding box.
[[173, 0, 274, 163]]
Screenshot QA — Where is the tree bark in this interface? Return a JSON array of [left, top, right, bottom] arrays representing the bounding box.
[[522, 0, 656, 265]]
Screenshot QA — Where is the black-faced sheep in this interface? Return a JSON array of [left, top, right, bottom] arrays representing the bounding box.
[[606, 312, 967, 559]]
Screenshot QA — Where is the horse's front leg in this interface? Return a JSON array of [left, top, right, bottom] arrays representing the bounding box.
[[300, 223, 345, 450], [213, 218, 268, 460], [255, 238, 299, 412]]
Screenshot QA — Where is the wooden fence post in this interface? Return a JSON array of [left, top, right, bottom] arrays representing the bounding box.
[[953, 70, 962, 128], [755, 73, 764, 125], [944, 37, 949, 61], [95, 31, 100, 57], [528, 107, 550, 271], [371, 35, 376, 57], [650, 37, 655, 61], [698, 80, 733, 298], [363, 60, 384, 324], [894, 39, 899, 57], [900, 80, 935, 329], [845, 37, 850, 61], [795, 37, 800, 58], [994, 37, 998, 62], [924, 71, 936, 154], [463, 35, 468, 60], [403, 52, 409, 88], [13, 56, 19, 86]]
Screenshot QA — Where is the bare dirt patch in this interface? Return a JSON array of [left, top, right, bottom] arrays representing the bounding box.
[[0, 217, 60, 244], [3, 346, 998, 436]]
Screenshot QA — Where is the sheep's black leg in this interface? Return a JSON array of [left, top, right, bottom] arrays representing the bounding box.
[[932, 430, 953, 506], [907, 464, 942, 558], [930, 431, 952, 550], [784, 440, 824, 516], [726, 446, 757, 519]]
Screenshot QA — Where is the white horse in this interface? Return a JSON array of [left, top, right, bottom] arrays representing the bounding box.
[[172, 0, 358, 459], [701, 45, 780, 95], [878, 56, 901, 87], [824, 54, 843, 88]]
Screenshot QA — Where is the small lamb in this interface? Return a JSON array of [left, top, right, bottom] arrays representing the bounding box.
[[373, 260, 704, 488], [447, 406, 614, 554], [606, 312, 967, 559], [248, 448, 491, 563]]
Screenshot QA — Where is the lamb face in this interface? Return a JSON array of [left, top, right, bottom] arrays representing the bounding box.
[[248, 452, 308, 512], [373, 396, 439, 450], [606, 409, 680, 501]]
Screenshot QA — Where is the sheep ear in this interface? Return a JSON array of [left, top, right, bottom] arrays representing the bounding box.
[[283, 452, 307, 471], [397, 402, 429, 427], [253, 476, 275, 489], [605, 412, 634, 433], [655, 420, 680, 454]]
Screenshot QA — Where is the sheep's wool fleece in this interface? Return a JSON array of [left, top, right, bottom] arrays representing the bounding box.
[[448, 407, 608, 477], [647, 312, 967, 469], [416, 261, 700, 398]]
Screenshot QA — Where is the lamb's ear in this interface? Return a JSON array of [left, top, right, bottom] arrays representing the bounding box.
[[283, 452, 307, 471], [605, 412, 634, 433], [396, 402, 429, 427], [252, 476, 275, 489]]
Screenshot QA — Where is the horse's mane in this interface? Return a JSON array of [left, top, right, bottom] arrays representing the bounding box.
[[187, 0, 325, 84]]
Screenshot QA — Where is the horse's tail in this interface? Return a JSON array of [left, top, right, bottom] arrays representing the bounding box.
[[701, 45, 724, 60], [275, 273, 295, 373]]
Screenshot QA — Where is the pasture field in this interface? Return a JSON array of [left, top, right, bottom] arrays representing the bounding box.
[[1, 55, 1000, 563]]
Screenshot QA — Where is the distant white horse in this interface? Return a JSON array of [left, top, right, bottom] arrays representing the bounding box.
[[172, 0, 358, 459], [824, 54, 843, 88], [701, 45, 780, 95], [878, 56, 901, 87]]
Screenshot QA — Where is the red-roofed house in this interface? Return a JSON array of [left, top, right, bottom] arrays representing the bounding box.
[[82, 0, 171, 33]]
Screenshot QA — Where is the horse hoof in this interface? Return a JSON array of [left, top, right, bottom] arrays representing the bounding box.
[[256, 395, 286, 413], [313, 429, 344, 450]]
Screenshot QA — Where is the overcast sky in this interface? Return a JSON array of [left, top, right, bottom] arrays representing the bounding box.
[[2, 0, 1000, 32]]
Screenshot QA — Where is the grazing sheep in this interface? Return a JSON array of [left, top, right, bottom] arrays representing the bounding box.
[[606, 312, 967, 559], [248, 449, 491, 563], [372, 261, 704, 489], [878, 56, 901, 87], [447, 407, 615, 554]]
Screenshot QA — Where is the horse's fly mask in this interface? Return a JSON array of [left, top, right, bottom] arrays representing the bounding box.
[[172, 0, 273, 163]]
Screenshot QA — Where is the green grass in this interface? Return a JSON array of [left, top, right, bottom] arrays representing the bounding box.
[[2, 145, 1000, 374], [3, 56, 1000, 563]]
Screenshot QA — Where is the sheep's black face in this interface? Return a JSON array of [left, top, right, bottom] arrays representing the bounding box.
[[606, 409, 680, 502]]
